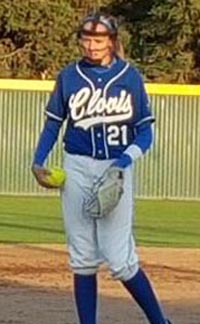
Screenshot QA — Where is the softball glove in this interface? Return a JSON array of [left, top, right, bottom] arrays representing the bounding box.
[[84, 166, 124, 218]]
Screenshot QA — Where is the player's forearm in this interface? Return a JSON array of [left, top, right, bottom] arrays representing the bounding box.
[[32, 118, 62, 166], [124, 122, 153, 161]]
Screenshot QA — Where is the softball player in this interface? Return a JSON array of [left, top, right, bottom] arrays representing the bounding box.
[[32, 12, 172, 324]]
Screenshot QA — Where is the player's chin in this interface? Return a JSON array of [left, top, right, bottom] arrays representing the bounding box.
[[86, 53, 103, 61], [87, 56, 104, 65]]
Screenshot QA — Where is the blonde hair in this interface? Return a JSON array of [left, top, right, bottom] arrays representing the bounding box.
[[114, 38, 125, 59]]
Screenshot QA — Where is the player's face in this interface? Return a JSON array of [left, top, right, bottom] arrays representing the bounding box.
[[79, 22, 114, 65]]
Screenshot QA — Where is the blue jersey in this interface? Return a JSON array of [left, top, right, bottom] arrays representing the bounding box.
[[45, 57, 154, 160]]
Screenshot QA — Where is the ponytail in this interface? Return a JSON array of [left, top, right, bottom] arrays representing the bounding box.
[[114, 38, 125, 59]]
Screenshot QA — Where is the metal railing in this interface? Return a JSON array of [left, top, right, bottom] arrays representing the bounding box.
[[0, 80, 200, 200]]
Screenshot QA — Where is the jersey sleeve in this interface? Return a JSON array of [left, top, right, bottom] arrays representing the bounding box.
[[134, 74, 155, 127], [45, 71, 68, 121], [124, 69, 155, 161]]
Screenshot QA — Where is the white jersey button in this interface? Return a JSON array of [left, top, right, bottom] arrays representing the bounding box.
[[98, 150, 103, 154], [98, 78, 102, 82], [97, 133, 101, 138]]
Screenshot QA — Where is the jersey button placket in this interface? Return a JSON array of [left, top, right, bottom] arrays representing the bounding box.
[[94, 81, 104, 158], [94, 129, 104, 158]]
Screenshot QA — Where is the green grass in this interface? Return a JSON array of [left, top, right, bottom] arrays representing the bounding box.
[[135, 199, 200, 247], [0, 196, 199, 247], [0, 196, 65, 243]]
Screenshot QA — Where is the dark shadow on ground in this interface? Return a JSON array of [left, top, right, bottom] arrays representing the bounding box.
[[0, 279, 199, 324]]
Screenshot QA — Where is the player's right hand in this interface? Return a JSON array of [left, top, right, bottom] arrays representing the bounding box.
[[31, 164, 58, 189], [111, 153, 132, 169]]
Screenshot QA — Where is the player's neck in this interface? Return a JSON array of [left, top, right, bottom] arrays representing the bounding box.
[[100, 54, 115, 66]]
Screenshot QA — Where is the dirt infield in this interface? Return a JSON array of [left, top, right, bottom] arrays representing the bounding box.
[[0, 245, 199, 324]]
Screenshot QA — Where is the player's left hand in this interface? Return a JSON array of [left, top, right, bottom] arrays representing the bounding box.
[[31, 164, 59, 189], [111, 153, 132, 169]]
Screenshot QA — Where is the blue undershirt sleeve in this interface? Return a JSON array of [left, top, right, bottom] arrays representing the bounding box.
[[124, 121, 154, 161], [133, 121, 153, 153], [32, 117, 63, 166]]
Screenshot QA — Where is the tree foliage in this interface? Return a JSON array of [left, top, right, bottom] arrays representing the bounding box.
[[0, 0, 200, 83], [0, 0, 79, 78], [102, 0, 200, 83]]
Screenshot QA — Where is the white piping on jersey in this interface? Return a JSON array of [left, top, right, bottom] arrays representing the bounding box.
[[76, 61, 130, 159], [46, 111, 63, 121], [76, 63, 95, 92], [135, 116, 155, 127], [76, 63, 96, 157], [91, 127, 96, 158], [103, 63, 129, 95], [102, 119, 109, 158], [102, 62, 130, 158]]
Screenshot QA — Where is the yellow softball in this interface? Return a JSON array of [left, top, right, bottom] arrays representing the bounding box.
[[45, 167, 66, 187]]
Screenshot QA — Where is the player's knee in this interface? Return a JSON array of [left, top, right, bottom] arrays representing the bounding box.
[[110, 261, 139, 281]]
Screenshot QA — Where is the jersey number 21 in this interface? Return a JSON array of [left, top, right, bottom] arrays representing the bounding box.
[[107, 125, 128, 146]]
